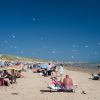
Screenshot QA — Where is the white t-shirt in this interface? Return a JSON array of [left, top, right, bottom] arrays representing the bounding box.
[[47, 64, 52, 71], [59, 65, 63, 74]]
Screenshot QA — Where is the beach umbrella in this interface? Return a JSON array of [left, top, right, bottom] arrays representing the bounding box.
[[40, 64, 48, 69]]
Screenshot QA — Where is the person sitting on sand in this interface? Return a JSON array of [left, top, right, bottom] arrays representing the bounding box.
[[2, 70, 13, 85], [42, 69, 48, 77], [48, 77, 62, 90], [11, 69, 17, 83], [16, 70, 24, 78], [2, 70, 11, 78], [51, 68, 57, 78], [51, 77, 61, 89], [62, 75, 73, 90]]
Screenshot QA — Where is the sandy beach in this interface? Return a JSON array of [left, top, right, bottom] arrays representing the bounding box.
[[0, 68, 100, 100]]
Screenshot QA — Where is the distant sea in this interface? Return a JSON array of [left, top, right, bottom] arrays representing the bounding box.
[[71, 63, 100, 70]]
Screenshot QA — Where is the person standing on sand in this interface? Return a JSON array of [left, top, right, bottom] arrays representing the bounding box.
[[97, 65, 100, 69], [47, 63, 52, 76], [59, 64, 64, 77]]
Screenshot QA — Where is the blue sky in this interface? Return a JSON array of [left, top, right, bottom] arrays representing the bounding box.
[[0, 0, 100, 62]]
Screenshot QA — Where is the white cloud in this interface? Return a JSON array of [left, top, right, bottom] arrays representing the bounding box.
[[32, 17, 36, 21], [85, 41, 88, 43], [10, 45, 13, 48], [94, 51, 98, 55], [85, 45, 89, 48], [43, 46, 47, 49], [72, 45, 76, 48], [72, 49, 77, 52], [14, 47, 17, 49], [11, 35, 16, 39], [4, 40, 8, 43], [71, 56, 74, 59], [41, 37, 44, 40], [20, 51, 24, 54], [10, 45, 17, 49], [52, 50, 56, 54], [97, 42, 100, 45]]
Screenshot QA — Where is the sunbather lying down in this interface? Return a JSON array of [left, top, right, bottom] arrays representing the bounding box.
[[48, 84, 77, 92], [48, 75, 77, 92], [90, 73, 100, 80]]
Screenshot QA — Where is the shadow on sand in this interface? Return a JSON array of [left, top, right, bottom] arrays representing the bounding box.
[[40, 90, 73, 93]]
